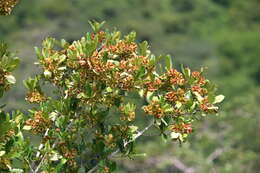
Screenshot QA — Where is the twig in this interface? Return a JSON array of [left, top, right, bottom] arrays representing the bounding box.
[[87, 120, 154, 173], [145, 155, 194, 173], [36, 128, 49, 158], [206, 148, 226, 163], [25, 159, 34, 173], [172, 157, 194, 173], [87, 164, 99, 173], [110, 120, 154, 158], [31, 117, 75, 173]]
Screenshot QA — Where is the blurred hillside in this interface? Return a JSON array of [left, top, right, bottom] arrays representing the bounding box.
[[0, 0, 260, 172]]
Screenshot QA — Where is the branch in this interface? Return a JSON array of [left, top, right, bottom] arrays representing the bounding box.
[[206, 148, 226, 163], [144, 155, 194, 173], [87, 120, 154, 173], [87, 164, 99, 173], [25, 159, 34, 173], [31, 116, 76, 173], [172, 157, 195, 173], [110, 120, 154, 158], [36, 128, 50, 158]]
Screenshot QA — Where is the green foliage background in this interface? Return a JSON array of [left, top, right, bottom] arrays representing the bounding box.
[[0, 0, 259, 172]]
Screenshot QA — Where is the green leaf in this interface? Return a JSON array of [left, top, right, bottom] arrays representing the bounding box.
[[8, 57, 20, 71], [85, 83, 92, 97], [175, 101, 182, 109], [5, 75, 16, 84], [89, 21, 105, 33], [207, 106, 219, 111], [1, 54, 9, 65], [54, 158, 67, 172], [34, 47, 42, 59], [10, 168, 24, 173], [0, 42, 8, 57], [50, 151, 62, 161], [22, 125, 32, 131], [0, 150, 6, 156], [61, 39, 69, 48], [181, 64, 191, 79], [43, 70, 52, 78], [129, 126, 138, 133], [165, 54, 172, 71], [94, 141, 105, 153], [125, 31, 136, 43], [161, 133, 168, 142], [213, 95, 225, 104], [0, 87, 4, 97], [193, 92, 203, 103], [150, 55, 163, 66], [58, 55, 67, 64], [139, 41, 149, 56], [170, 132, 180, 139], [76, 92, 87, 99], [135, 66, 146, 79], [106, 87, 113, 93], [109, 161, 117, 171], [0, 104, 6, 109]]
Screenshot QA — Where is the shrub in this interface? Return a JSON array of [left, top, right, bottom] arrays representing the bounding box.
[[0, 4, 224, 172], [0, 21, 224, 173]]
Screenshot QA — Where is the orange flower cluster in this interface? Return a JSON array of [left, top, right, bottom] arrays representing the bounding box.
[[0, 157, 11, 170], [144, 69, 187, 93], [25, 111, 51, 134], [84, 114, 99, 127], [1, 129, 15, 145], [119, 106, 136, 121], [170, 123, 193, 134], [57, 143, 78, 168], [108, 41, 137, 58], [108, 125, 133, 140], [142, 67, 221, 119], [25, 91, 46, 103], [78, 51, 109, 73], [200, 97, 217, 113], [114, 56, 149, 90], [104, 134, 116, 148], [165, 88, 187, 104], [63, 148, 77, 163], [143, 101, 164, 118], [0, 69, 11, 91], [55, 41, 151, 102], [113, 72, 134, 90], [91, 31, 106, 43], [166, 69, 185, 86], [191, 85, 207, 96], [101, 166, 111, 173], [192, 71, 206, 85], [145, 78, 162, 91], [95, 132, 116, 149], [42, 57, 57, 72], [41, 56, 65, 85]]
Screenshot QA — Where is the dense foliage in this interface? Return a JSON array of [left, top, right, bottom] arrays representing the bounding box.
[[1, 0, 259, 172], [0, 19, 224, 172]]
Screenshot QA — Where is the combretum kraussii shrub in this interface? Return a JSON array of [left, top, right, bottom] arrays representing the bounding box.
[[0, 9, 224, 172], [0, 22, 224, 173]]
